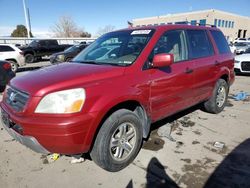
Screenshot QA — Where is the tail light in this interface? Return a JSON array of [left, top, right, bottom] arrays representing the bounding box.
[[3, 62, 11, 70], [19, 52, 24, 56]]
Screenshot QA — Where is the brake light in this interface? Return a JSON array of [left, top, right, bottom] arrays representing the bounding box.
[[3, 62, 11, 70], [19, 52, 24, 56]]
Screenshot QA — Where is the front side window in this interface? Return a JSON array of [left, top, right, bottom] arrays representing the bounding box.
[[149, 30, 188, 63], [0, 45, 15, 52], [74, 30, 154, 66], [186, 30, 214, 59]]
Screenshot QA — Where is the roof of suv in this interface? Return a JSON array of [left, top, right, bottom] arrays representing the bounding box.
[[120, 24, 220, 32]]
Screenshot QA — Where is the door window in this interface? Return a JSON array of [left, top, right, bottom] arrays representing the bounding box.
[[149, 30, 188, 63], [186, 30, 214, 59]]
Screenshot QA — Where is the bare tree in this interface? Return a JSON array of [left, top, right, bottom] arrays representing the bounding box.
[[51, 16, 91, 37], [96, 25, 115, 37]]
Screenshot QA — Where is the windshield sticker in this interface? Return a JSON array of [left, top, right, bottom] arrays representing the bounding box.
[[131, 30, 151, 35]]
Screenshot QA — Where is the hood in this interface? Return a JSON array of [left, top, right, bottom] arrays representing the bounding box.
[[10, 63, 125, 96], [52, 50, 72, 57], [235, 53, 250, 61], [18, 45, 29, 49]]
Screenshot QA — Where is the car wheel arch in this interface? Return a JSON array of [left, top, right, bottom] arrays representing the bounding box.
[[86, 100, 151, 153]]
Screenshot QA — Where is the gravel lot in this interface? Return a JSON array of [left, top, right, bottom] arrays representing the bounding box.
[[0, 62, 250, 188]]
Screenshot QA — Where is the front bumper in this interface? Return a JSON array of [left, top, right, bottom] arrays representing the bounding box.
[[0, 102, 98, 155], [1, 111, 49, 154]]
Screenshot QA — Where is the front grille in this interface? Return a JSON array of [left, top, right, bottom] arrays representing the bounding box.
[[5, 87, 29, 112], [241, 61, 250, 72]]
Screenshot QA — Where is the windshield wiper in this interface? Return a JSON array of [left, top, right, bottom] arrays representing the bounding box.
[[73, 60, 129, 67]]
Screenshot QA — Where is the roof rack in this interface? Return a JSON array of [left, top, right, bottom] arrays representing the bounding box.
[[174, 22, 216, 27]]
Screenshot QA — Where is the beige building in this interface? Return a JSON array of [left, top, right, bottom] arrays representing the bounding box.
[[132, 9, 250, 42]]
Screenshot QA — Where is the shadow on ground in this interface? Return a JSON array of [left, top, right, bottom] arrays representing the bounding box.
[[204, 138, 250, 188], [145, 157, 179, 188], [17, 59, 51, 73]]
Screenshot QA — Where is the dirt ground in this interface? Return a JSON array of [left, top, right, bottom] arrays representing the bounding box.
[[0, 66, 250, 188]]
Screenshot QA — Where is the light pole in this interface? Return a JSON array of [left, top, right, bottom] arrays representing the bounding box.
[[22, 0, 30, 38]]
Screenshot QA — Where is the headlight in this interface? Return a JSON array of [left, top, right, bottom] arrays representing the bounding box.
[[35, 88, 86, 114], [235, 60, 240, 64], [57, 54, 65, 61]]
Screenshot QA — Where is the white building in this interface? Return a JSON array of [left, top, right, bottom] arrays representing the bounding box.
[[132, 9, 250, 42]]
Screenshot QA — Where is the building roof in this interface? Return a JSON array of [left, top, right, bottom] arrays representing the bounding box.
[[132, 9, 250, 22]]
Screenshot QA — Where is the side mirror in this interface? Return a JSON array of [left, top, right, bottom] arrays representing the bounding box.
[[152, 53, 173, 68]]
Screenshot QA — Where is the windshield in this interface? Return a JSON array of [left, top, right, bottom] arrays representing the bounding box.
[[234, 43, 247, 47], [73, 29, 154, 66], [29, 40, 38, 47], [65, 45, 80, 53]]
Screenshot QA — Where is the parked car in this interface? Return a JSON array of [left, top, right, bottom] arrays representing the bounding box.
[[1, 25, 234, 172], [19, 39, 72, 63], [233, 38, 248, 44], [0, 60, 15, 92], [235, 53, 250, 74], [234, 42, 250, 55], [0, 44, 26, 72], [50, 44, 88, 64]]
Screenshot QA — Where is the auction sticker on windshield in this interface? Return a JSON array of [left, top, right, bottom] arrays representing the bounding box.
[[131, 30, 151, 35]]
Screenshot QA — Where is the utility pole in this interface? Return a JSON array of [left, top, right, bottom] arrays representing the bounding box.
[[22, 0, 30, 38]]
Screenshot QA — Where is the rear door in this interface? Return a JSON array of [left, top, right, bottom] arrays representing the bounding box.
[[147, 30, 196, 121], [185, 29, 216, 102]]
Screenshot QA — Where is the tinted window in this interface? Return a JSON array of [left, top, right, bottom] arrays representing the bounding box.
[[0, 45, 15, 52], [186, 30, 214, 59], [210, 30, 231, 54], [149, 30, 188, 62]]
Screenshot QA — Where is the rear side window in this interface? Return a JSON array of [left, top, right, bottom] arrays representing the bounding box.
[[210, 30, 231, 54], [186, 30, 214, 59], [0, 45, 15, 52]]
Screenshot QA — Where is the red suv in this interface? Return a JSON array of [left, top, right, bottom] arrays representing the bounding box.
[[0, 25, 234, 171]]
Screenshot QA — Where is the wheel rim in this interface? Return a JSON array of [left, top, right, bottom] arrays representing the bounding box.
[[109, 122, 137, 161], [10, 62, 17, 72], [216, 86, 226, 107]]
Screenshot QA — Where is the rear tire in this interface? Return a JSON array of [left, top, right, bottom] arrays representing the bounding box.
[[25, 53, 34, 63], [203, 79, 229, 114], [8, 60, 18, 72], [90, 109, 143, 172]]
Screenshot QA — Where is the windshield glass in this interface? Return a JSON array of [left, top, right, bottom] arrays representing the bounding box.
[[234, 43, 247, 47], [29, 40, 38, 47], [73, 29, 154, 66], [65, 45, 80, 53]]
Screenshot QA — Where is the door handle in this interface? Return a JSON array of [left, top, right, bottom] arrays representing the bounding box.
[[185, 68, 193, 74], [215, 61, 221, 66]]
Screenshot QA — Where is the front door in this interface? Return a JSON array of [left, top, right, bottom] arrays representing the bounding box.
[[147, 30, 195, 122]]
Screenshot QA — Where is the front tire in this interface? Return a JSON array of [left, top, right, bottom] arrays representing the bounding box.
[[90, 109, 143, 172], [25, 53, 34, 63], [203, 79, 229, 114]]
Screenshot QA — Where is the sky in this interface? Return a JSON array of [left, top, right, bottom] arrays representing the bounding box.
[[0, 0, 249, 37]]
